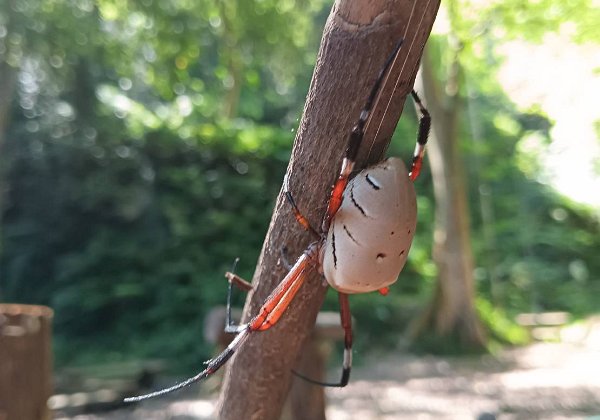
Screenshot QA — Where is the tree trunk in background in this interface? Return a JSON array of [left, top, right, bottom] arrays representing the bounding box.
[[217, 1, 440, 418], [218, 0, 243, 119], [0, 304, 54, 420], [0, 62, 16, 154], [411, 46, 486, 350], [0, 10, 19, 294]]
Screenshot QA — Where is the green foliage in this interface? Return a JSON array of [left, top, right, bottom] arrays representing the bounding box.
[[476, 298, 529, 347], [2, 115, 291, 367]]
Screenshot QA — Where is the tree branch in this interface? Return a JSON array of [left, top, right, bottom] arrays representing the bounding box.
[[217, 1, 440, 418]]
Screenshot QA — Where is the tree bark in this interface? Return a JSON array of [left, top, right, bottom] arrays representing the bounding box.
[[411, 45, 486, 349], [0, 304, 54, 420], [217, 1, 440, 419]]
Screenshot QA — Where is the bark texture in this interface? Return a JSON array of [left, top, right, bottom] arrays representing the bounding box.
[[412, 46, 486, 349], [217, 1, 440, 418]]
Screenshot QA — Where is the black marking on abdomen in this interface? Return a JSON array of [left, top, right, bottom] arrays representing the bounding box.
[[331, 226, 338, 268], [365, 174, 381, 190], [343, 224, 360, 245], [350, 186, 367, 217]]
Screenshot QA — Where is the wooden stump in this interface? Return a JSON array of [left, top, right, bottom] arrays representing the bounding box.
[[0, 304, 53, 420]]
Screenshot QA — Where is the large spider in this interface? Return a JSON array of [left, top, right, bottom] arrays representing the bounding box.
[[125, 40, 430, 402]]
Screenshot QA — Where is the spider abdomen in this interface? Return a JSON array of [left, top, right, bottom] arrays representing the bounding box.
[[322, 157, 417, 294]]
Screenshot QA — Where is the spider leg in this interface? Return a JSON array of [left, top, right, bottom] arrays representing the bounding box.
[[250, 248, 315, 331], [408, 89, 430, 181], [223, 245, 307, 333], [293, 292, 353, 387], [322, 40, 404, 232], [124, 326, 251, 402], [284, 173, 319, 238], [124, 246, 317, 403]]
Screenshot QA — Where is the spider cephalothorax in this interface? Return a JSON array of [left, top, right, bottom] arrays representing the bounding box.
[[125, 39, 430, 402]]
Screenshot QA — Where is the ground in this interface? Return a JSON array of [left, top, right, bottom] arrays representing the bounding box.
[[55, 317, 600, 420]]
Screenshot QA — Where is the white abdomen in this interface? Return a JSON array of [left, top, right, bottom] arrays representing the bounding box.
[[322, 157, 417, 294]]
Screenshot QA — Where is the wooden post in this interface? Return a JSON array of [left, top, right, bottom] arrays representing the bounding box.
[[217, 1, 440, 418], [0, 304, 53, 420]]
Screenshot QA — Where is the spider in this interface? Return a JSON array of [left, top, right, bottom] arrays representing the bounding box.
[[125, 40, 430, 402]]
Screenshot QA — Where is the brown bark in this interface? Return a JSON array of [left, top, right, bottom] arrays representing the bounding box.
[[0, 304, 54, 420], [217, 1, 440, 419], [412, 45, 486, 349]]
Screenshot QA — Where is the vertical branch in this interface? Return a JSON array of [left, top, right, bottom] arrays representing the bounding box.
[[217, 1, 440, 419]]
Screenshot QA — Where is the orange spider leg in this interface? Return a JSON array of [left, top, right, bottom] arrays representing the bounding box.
[[337, 292, 353, 386], [284, 173, 319, 237], [125, 246, 317, 403], [322, 173, 350, 232], [255, 262, 311, 331], [250, 246, 316, 331]]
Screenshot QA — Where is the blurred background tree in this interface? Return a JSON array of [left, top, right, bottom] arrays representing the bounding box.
[[0, 0, 599, 375], [409, 0, 600, 352]]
